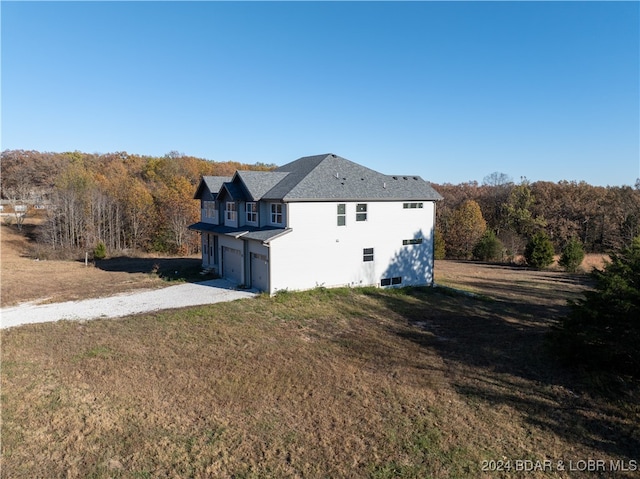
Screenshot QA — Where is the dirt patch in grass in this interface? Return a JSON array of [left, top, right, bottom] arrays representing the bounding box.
[[1, 222, 204, 307], [2, 262, 638, 478]]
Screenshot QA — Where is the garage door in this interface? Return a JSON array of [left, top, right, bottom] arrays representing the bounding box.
[[222, 247, 242, 284], [251, 253, 269, 292]]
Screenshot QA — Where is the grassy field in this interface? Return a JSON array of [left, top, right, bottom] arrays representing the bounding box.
[[1, 222, 637, 477], [2, 273, 639, 477]]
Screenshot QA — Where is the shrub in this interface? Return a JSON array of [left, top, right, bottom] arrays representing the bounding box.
[[93, 241, 107, 260], [524, 232, 554, 269], [559, 237, 585, 272], [434, 228, 446, 260], [550, 237, 640, 377], [472, 230, 504, 262]]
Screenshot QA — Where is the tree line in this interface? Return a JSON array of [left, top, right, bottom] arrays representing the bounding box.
[[433, 173, 640, 265], [3, 151, 639, 263], [0, 149, 275, 257]]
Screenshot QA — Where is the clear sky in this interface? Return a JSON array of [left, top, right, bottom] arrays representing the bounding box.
[[2, 1, 639, 186]]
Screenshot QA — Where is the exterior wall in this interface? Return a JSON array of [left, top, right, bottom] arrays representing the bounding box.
[[201, 233, 220, 271], [268, 201, 435, 294]]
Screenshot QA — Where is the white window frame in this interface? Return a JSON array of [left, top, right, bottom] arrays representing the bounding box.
[[226, 202, 237, 222], [246, 202, 258, 223], [203, 201, 216, 219], [403, 202, 424, 209], [363, 247, 374, 262], [270, 203, 283, 225]]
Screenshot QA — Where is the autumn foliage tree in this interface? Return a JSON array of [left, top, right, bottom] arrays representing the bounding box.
[[444, 199, 487, 259], [1, 150, 276, 257]]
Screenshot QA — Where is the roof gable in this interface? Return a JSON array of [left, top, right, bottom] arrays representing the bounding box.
[[234, 170, 290, 201], [194, 176, 232, 199]]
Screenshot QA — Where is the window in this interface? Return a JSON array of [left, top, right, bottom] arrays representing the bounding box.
[[337, 204, 346, 226], [203, 201, 216, 218], [356, 203, 367, 221], [363, 248, 374, 262], [246, 202, 257, 223], [271, 203, 283, 224], [403, 202, 424, 209], [381, 277, 402, 286], [226, 202, 236, 221], [403, 238, 424, 246]]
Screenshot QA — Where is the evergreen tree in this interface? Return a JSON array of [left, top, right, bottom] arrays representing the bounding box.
[[93, 241, 107, 260], [559, 237, 585, 272], [551, 237, 640, 377], [473, 230, 504, 262], [524, 232, 555, 269]]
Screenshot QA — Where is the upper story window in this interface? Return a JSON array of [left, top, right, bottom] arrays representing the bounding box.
[[226, 202, 237, 222], [337, 204, 346, 226], [403, 238, 424, 246], [203, 201, 216, 218], [356, 203, 367, 221], [270, 203, 283, 225], [246, 202, 258, 223], [403, 202, 423, 209]]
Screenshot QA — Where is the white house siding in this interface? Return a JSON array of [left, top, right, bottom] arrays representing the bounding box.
[[268, 201, 435, 293]]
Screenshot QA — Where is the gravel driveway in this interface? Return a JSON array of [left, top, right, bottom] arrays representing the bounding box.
[[0, 279, 257, 329]]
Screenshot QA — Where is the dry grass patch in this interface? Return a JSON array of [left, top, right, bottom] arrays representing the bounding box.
[[1, 222, 202, 307], [2, 277, 639, 478]]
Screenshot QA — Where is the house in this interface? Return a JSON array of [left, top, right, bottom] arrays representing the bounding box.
[[188, 154, 442, 294]]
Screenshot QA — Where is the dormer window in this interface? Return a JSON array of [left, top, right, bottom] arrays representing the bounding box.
[[246, 202, 258, 223], [203, 201, 216, 218], [226, 202, 237, 222], [270, 203, 283, 225]]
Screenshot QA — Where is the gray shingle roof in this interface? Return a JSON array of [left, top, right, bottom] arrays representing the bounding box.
[[188, 222, 291, 244], [219, 181, 246, 201], [195, 154, 442, 202], [194, 176, 232, 199], [234, 170, 290, 201], [264, 154, 443, 202]]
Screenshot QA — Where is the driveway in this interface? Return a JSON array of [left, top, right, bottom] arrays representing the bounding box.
[[0, 279, 257, 329]]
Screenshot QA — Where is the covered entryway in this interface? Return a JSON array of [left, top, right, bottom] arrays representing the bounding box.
[[251, 253, 269, 291], [222, 246, 242, 284]]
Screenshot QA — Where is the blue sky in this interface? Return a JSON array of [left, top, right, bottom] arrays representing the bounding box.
[[2, 1, 639, 186]]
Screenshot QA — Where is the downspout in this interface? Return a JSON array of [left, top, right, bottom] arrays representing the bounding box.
[[430, 201, 437, 286], [243, 238, 250, 288]]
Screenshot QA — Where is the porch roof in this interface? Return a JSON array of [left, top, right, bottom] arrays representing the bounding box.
[[188, 222, 292, 244]]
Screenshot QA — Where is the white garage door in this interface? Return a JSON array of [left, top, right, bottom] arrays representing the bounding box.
[[251, 253, 269, 292], [222, 247, 242, 284]]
